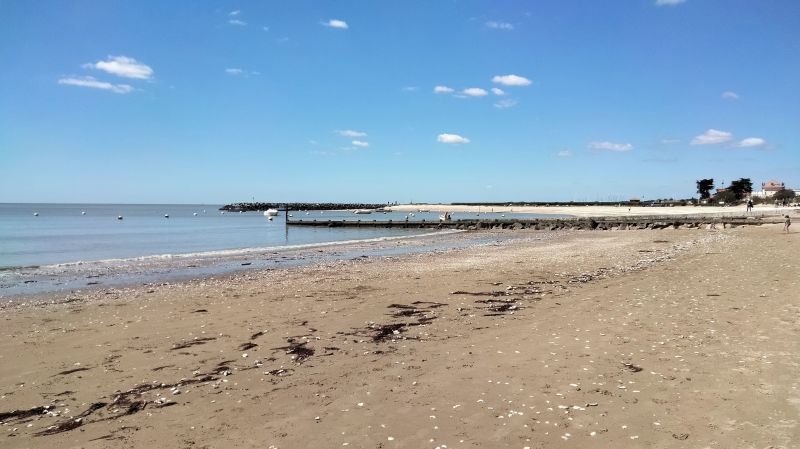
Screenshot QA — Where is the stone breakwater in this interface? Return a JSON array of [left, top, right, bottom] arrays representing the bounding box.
[[287, 216, 761, 230], [220, 202, 387, 212]]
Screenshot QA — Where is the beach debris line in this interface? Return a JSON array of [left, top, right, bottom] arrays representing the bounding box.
[[170, 336, 216, 350], [273, 339, 315, 363]]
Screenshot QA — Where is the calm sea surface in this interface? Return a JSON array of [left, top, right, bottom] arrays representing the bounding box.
[[0, 203, 568, 297]]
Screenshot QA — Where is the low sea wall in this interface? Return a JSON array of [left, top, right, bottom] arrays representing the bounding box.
[[286, 216, 761, 230]]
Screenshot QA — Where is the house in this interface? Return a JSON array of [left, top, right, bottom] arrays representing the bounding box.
[[752, 180, 785, 198]]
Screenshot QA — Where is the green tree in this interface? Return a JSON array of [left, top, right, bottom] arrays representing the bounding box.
[[774, 189, 797, 201], [713, 190, 738, 204], [728, 178, 753, 200], [696, 179, 714, 199]]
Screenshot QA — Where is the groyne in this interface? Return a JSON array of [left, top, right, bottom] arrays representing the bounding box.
[[220, 202, 387, 212], [286, 216, 761, 230]]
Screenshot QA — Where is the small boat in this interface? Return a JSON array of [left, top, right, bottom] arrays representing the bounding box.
[[164, 214, 169, 218], [354, 209, 373, 214], [439, 212, 452, 222], [33, 212, 39, 216], [117, 215, 123, 220], [193, 212, 198, 216], [81, 211, 86, 215], [264, 209, 279, 217]]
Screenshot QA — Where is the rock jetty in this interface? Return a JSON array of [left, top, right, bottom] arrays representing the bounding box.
[[220, 202, 388, 212]]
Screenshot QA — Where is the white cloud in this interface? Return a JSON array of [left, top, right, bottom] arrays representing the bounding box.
[[225, 68, 243, 75], [491, 87, 505, 96], [352, 140, 369, 148], [229, 10, 241, 16], [492, 74, 532, 86], [228, 19, 247, 26], [556, 149, 573, 158], [493, 99, 518, 109], [402, 86, 418, 92], [57, 76, 133, 94], [655, 0, 686, 5], [463, 87, 488, 97], [323, 19, 348, 29], [83, 55, 153, 80], [737, 137, 766, 147], [434, 85, 455, 94], [690, 129, 732, 145], [337, 129, 367, 137], [589, 141, 634, 152], [486, 21, 514, 30], [437, 133, 470, 144], [660, 138, 681, 144], [721, 91, 740, 100]]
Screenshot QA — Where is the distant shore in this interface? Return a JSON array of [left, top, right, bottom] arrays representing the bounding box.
[[388, 203, 798, 218]]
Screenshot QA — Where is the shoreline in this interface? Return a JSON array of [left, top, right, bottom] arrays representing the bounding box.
[[388, 203, 799, 218], [1, 225, 797, 447]]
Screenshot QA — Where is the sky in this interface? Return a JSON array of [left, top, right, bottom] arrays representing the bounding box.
[[1, 0, 799, 204]]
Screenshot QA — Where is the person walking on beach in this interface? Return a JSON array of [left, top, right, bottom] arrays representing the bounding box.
[[785, 215, 791, 233], [746, 199, 753, 213]]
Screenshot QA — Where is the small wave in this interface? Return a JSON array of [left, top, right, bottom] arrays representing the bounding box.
[[36, 230, 463, 270]]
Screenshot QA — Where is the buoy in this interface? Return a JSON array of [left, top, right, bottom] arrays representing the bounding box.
[[33, 212, 39, 216], [117, 215, 123, 220], [164, 214, 169, 218], [81, 211, 86, 215]]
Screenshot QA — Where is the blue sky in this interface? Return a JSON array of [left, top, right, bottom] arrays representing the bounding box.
[[1, 0, 798, 204]]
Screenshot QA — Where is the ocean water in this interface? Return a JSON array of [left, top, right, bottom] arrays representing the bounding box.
[[0, 203, 440, 268], [0, 203, 567, 297]]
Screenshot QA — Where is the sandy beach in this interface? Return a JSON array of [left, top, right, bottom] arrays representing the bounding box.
[[1, 223, 798, 448], [388, 203, 797, 218]]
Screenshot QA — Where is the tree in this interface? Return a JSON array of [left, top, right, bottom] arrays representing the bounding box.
[[774, 189, 797, 201], [696, 179, 714, 199], [713, 190, 738, 205], [728, 178, 753, 200]]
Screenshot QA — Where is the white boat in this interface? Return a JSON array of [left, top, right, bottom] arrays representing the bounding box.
[[439, 212, 452, 222], [354, 209, 373, 214], [264, 209, 279, 217]]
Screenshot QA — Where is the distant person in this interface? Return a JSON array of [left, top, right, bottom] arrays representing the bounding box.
[[785, 215, 791, 233], [746, 199, 753, 213]]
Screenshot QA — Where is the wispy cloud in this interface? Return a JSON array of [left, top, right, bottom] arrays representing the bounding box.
[[660, 138, 681, 144], [655, 0, 686, 5], [83, 56, 153, 80], [736, 137, 766, 147], [492, 74, 532, 87], [462, 87, 488, 97], [434, 85, 455, 94], [486, 21, 514, 30], [721, 91, 740, 100], [225, 68, 260, 76], [437, 133, 470, 144], [336, 129, 367, 138], [58, 76, 133, 94], [490, 87, 505, 96], [323, 19, 348, 29], [228, 19, 247, 26], [589, 141, 634, 152], [690, 129, 732, 145], [229, 10, 241, 16], [493, 99, 518, 109], [556, 149, 573, 158], [402, 86, 418, 92], [352, 140, 369, 148]]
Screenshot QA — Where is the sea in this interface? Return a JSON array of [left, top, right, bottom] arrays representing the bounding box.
[[0, 203, 567, 298]]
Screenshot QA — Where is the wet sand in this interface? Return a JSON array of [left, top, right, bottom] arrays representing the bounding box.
[[1, 224, 798, 448]]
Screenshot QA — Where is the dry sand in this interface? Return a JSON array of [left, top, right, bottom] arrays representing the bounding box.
[[388, 203, 797, 218], [1, 225, 798, 448]]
